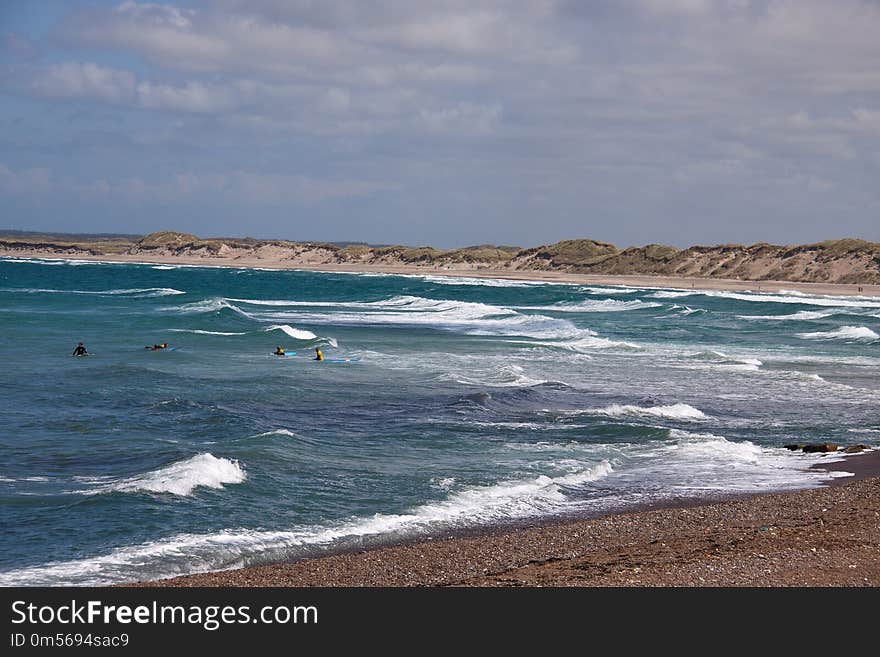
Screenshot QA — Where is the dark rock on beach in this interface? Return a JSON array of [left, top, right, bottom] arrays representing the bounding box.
[[802, 443, 839, 453]]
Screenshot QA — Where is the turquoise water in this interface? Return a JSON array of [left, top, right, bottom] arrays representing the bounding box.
[[1, 257, 879, 585]]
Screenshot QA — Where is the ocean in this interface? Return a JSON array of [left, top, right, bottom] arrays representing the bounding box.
[[1, 257, 878, 586]]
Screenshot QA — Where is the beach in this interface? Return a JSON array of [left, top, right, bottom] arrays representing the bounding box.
[[2, 254, 879, 588], [135, 451, 880, 587], [4, 248, 880, 298]]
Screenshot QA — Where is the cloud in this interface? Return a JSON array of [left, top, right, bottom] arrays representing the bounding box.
[[3, 1, 880, 246], [29, 62, 136, 104], [136, 80, 243, 113], [0, 162, 394, 205], [417, 102, 502, 135]]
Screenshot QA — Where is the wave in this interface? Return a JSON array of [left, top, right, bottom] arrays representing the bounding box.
[[250, 429, 299, 439], [546, 335, 641, 351], [517, 299, 661, 313], [0, 461, 612, 586], [449, 364, 554, 388], [264, 325, 318, 340], [738, 309, 840, 321], [0, 257, 66, 265], [687, 350, 762, 367], [698, 290, 880, 309], [796, 326, 879, 343], [168, 329, 248, 336], [579, 286, 643, 295], [168, 298, 255, 318], [648, 290, 695, 299], [248, 294, 592, 340], [671, 305, 707, 316], [593, 403, 708, 421], [419, 275, 564, 288], [1, 287, 185, 298], [87, 453, 246, 497]]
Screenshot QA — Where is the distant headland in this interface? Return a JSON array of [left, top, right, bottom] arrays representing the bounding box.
[[2, 230, 879, 286]]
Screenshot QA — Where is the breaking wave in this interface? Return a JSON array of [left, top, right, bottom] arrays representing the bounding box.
[[87, 454, 246, 497], [796, 326, 879, 343]]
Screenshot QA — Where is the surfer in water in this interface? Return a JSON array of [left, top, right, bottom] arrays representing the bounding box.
[[314, 347, 323, 361], [72, 342, 88, 356], [274, 346, 285, 356], [145, 343, 169, 350]]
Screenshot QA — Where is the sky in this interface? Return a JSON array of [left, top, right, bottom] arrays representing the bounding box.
[[1, 0, 879, 249]]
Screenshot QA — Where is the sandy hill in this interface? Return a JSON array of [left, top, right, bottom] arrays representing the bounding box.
[[2, 231, 879, 284]]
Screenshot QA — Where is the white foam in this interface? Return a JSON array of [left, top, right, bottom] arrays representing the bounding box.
[[168, 298, 253, 317], [579, 286, 643, 295], [593, 403, 708, 421], [677, 306, 706, 315], [419, 275, 565, 288], [518, 299, 661, 313], [450, 364, 552, 387], [89, 453, 246, 497], [2, 287, 185, 298], [797, 326, 879, 342], [687, 350, 762, 367], [264, 325, 318, 340], [649, 290, 695, 299], [255, 295, 590, 341], [737, 309, 838, 321], [699, 290, 880, 308], [0, 461, 613, 586], [168, 329, 248, 336], [251, 429, 299, 439]]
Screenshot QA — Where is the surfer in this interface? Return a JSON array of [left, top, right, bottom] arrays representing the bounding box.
[[145, 343, 168, 350], [72, 342, 88, 356], [314, 347, 323, 361], [274, 346, 285, 356]]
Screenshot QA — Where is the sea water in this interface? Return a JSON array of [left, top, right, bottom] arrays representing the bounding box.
[[1, 258, 878, 585]]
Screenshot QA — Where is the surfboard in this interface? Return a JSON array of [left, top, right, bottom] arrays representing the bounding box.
[[319, 357, 361, 363]]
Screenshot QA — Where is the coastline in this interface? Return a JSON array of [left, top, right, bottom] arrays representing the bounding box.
[[7, 250, 879, 586], [3, 249, 880, 298], [132, 451, 880, 587]]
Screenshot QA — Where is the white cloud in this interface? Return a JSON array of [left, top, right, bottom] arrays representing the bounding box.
[[418, 102, 502, 135], [29, 62, 135, 104], [136, 80, 242, 113]]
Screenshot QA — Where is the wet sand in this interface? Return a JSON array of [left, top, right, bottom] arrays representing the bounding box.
[[133, 451, 880, 588]]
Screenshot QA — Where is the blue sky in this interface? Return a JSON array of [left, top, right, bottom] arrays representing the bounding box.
[[2, 0, 879, 248]]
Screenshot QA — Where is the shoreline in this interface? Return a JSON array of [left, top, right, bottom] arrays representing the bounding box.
[[132, 451, 880, 587], [3, 250, 880, 298]]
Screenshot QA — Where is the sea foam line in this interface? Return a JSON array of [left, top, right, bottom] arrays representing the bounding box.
[[1, 287, 185, 298], [0, 461, 613, 586]]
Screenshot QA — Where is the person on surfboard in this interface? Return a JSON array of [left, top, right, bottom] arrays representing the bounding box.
[[314, 347, 323, 361], [72, 342, 88, 356], [274, 346, 285, 356]]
